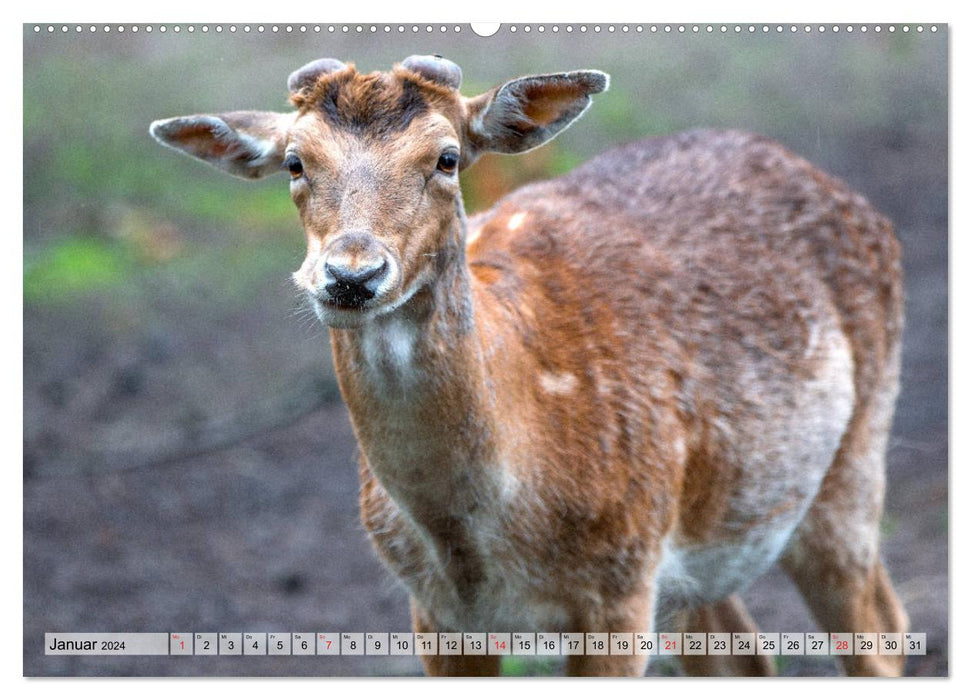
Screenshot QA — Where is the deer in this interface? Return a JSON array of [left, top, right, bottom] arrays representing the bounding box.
[[150, 55, 909, 676]]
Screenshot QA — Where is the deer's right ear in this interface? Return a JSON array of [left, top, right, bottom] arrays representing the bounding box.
[[150, 111, 294, 180]]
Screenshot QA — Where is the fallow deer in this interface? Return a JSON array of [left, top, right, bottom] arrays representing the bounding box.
[[150, 55, 908, 676]]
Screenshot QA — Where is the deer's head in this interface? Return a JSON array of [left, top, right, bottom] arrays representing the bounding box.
[[151, 56, 608, 327]]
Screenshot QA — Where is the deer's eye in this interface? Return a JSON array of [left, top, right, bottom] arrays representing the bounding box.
[[283, 154, 304, 180], [436, 150, 459, 175]]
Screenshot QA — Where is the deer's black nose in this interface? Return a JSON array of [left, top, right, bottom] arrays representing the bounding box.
[[325, 259, 388, 288]]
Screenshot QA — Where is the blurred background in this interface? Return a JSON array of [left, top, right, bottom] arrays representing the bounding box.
[[23, 24, 947, 676]]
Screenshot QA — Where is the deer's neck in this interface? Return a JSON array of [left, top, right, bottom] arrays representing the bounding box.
[[328, 212, 506, 512]]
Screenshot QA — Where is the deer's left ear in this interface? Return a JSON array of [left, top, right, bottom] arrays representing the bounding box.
[[150, 110, 295, 180], [462, 70, 609, 168]]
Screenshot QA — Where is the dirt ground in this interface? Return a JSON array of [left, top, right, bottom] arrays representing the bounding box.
[[23, 29, 947, 678]]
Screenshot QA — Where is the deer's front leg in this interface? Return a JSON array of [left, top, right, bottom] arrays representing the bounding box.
[[564, 588, 654, 677], [410, 599, 501, 677]]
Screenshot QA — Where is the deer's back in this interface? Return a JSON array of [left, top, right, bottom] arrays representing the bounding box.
[[467, 128, 902, 406]]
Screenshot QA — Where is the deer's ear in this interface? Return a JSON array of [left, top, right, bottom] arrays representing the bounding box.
[[150, 111, 294, 179], [462, 70, 608, 167]]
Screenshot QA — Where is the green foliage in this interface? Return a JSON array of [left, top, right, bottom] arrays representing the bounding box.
[[24, 225, 301, 309], [500, 656, 560, 676], [24, 235, 130, 303]]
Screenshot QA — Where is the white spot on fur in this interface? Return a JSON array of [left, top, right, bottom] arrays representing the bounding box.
[[804, 321, 820, 360], [498, 465, 521, 502], [671, 435, 687, 464], [539, 371, 578, 395], [507, 211, 528, 231], [466, 225, 482, 245]]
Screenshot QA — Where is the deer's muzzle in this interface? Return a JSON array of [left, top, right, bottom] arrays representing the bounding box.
[[320, 232, 394, 310]]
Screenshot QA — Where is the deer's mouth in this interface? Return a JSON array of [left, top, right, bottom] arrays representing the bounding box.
[[311, 283, 395, 328], [324, 281, 375, 310], [309, 261, 425, 328]]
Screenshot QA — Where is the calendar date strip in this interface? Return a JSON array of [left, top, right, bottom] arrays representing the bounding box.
[[45, 631, 927, 656]]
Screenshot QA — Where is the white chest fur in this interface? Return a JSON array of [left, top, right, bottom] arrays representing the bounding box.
[[359, 315, 422, 388]]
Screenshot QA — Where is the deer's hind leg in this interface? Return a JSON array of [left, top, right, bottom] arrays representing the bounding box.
[[780, 370, 908, 676], [672, 595, 776, 676]]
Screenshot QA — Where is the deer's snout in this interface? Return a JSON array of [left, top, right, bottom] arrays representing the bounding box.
[[325, 259, 387, 290], [320, 233, 394, 309]]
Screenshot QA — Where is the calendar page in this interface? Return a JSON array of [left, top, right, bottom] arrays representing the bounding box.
[[22, 19, 948, 678]]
